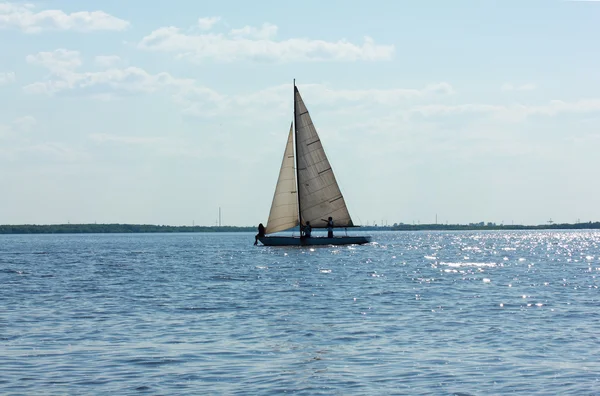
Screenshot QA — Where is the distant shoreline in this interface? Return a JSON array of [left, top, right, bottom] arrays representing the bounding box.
[[0, 224, 255, 234], [387, 222, 600, 231], [0, 222, 599, 234]]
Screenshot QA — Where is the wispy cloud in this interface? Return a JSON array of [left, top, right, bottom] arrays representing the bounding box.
[[94, 55, 122, 68], [26, 49, 446, 114], [0, 2, 129, 33], [89, 133, 167, 145], [26, 49, 82, 72], [138, 19, 394, 63], [24, 49, 196, 97], [174, 82, 455, 118], [501, 83, 536, 92], [23, 51, 600, 126], [197, 17, 220, 31], [410, 103, 504, 117], [229, 23, 278, 40], [408, 99, 600, 121], [0, 71, 15, 85], [16, 142, 88, 162]]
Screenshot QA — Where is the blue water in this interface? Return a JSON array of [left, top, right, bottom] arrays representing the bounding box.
[[1, 231, 599, 395]]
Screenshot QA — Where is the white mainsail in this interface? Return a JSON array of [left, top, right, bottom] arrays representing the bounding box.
[[265, 123, 299, 234], [294, 86, 354, 228]]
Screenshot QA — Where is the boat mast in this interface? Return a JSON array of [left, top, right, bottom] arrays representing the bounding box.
[[293, 79, 303, 229]]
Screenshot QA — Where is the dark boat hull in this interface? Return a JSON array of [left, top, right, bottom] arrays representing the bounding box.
[[258, 235, 371, 246]]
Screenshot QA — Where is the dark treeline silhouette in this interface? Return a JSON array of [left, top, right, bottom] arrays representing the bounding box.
[[0, 224, 255, 234], [1, 222, 599, 234], [387, 221, 600, 231]]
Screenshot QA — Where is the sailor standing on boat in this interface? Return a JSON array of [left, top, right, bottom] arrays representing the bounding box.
[[322, 217, 334, 238], [303, 221, 312, 238]]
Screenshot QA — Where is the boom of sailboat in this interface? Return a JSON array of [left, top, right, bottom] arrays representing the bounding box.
[[257, 81, 372, 246]]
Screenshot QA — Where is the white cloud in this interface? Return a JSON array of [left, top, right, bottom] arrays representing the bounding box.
[[407, 99, 600, 121], [424, 82, 455, 95], [526, 99, 600, 116], [173, 82, 455, 118], [23, 52, 453, 122], [0, 2, 129, 33], [501, 83, 536, 92], [94, 55, 122, 68], [26, 49, 82, 73], [24, 49, 197, 96], [24, 66, 194, 96], [229, 23, 278, 40], [138, 21, 394, 63], [23, 52, 600, 127], [197, 17, 220, 31], [309, 82, 454, 104], [410, 103, 503, 117], [0, 71, 16, 85]]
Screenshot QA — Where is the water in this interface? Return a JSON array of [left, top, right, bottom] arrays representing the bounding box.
[[1, 230, 599, 395]]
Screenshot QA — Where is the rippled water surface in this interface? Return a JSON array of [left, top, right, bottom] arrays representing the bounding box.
[[2, 231, 600, 394]]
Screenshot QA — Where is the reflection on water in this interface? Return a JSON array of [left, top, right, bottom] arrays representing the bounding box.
[[1, 230, 599, 394]]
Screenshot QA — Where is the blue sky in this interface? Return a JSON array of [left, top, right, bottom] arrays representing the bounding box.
[[1, 0, 599, 226]]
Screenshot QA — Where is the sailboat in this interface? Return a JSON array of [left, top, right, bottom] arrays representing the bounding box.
[[257, 81, 372, 246]]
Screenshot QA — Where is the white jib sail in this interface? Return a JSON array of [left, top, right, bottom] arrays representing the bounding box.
[[294, 86, 354, 228], [265, 123, 300, 234]]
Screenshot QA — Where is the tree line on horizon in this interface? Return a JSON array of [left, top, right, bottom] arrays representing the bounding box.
[[0, 224, 256, 234], [387, 221, 600, 231], [0, 221, 598, 234]]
